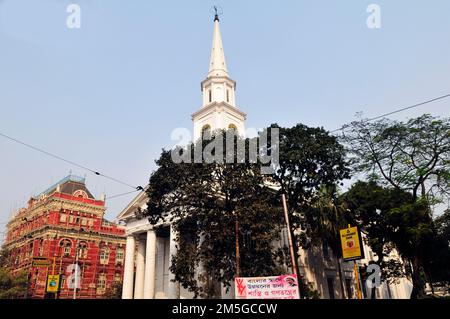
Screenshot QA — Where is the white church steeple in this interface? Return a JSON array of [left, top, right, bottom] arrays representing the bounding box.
[[192, 13, 246, 142], [208, 14, 228, 78]]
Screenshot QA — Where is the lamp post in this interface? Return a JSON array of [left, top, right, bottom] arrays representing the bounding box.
[[73, 244, 79, 299], [73, 227, 84, 299]]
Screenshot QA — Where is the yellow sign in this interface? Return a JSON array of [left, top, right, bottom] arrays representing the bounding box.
[[340, 226, 364, 261], [46, 275, 61, 293], [32, 257, 52, 268]]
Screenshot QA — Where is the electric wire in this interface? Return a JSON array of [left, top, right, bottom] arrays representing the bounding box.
[[0, 132, 143, 191], [329, 93, 450, 133]]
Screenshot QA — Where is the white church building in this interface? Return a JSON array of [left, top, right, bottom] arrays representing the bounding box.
[[117, 13, 246, 300], [116, 14, 413, 299]]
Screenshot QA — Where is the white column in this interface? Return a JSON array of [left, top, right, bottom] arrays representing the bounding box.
[[133, 237, 146, 299], [122, 235, 136, 299], [143, 229, 157, 299], [167, 225, 180, 299]]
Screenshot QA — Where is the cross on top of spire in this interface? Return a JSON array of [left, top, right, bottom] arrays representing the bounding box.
[[213, 6, 222, 22]]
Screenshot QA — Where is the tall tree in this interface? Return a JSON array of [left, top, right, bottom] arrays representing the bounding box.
[[386, 199, 435, 298], [341, 114, 450, 202], [425, 209, 450, 291], [145, 130, 283, 298], [304, 185, 351, 298], [341, 181, 412, 298], [263, 123, 350, 294], [341, 114, 450, 298]]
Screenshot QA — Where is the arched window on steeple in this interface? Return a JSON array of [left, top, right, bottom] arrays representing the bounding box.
[[228, 124, 237, 131], [208, 90, 212, 103], [202, 124, 212, 139]]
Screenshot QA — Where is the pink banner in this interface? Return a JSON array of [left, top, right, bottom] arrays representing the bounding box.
[[235, 274, 300, 299]]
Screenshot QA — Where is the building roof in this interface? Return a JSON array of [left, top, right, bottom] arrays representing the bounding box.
[[34, 175, 95, 199], [116, 190, 148, 221]]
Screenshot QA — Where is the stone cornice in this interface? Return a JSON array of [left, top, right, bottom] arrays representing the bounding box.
[[4, 225, 125, 248], [7, 198, 105, 230], [191, 101, 247, 120], [200, 76, 236, 90]]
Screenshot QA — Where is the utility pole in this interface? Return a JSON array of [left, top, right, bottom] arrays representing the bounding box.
[[281, 193, 304, 299], [73, 243, 79, 299], [348, 224, 363, 299], [235, 213, 241, 277], [73, 226, 84, 299], [281, 193, 298, 276]]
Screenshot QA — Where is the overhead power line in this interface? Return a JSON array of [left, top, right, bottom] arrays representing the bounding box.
[[0, 132, 143, 191], [330, 93, 450, 133], [106, 189, 142, 200], [1, 93, 448, 195]]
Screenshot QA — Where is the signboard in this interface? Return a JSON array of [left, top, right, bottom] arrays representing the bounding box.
[[235, 275, 300, 299], [46, 275, 61, 293], [340, 226, 364, 261], [66, 263, 81, 289], [32, 257, 52, 268]]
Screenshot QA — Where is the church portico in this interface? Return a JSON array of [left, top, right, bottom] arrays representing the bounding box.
[[120, 214, 182, 299]]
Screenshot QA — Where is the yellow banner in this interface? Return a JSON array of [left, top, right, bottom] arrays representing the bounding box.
[[340, 226, 363, 261], [46, 275, 60, 293]]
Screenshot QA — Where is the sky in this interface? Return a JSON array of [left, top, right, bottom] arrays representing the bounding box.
[[1, 0, 449, 239]]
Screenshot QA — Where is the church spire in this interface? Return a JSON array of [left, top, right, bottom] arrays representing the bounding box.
[[208, 12, 228, 78], [193, 11, 246, 142]]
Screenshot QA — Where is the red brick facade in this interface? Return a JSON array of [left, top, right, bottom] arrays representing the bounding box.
[[4, 175, 126, 299]]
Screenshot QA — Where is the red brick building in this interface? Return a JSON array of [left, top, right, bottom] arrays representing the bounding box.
[[3, 175, 126, 299]]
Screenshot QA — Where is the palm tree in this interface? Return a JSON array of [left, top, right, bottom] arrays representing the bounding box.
[[304, 185, 351, 299]]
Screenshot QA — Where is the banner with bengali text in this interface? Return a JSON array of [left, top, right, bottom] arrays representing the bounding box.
[[235, 274, 300, 299]]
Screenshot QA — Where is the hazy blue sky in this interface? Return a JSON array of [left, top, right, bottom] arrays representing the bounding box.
[[1, 0, 449, 238]]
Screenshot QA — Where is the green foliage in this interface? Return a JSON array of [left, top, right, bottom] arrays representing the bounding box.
[[304, 185, 349, 257], [341, 114, 450, 298], [266, 123, 350, 214], [342, 181, 410, 281], [0, 246, 28, 299], [264, 124, 350, 278], [104, 281, 123, 299], [341, 114, 450, 202], [413, 209, 450, 290], [0, 247, 13, 268], [146, 130, 283, 298], [0, 269, 28, 299]]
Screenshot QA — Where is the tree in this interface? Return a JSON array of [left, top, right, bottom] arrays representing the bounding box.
[[341, 181, 412, 298], [341, 114, 450, 202], [263, 124, 350, 282], [304, 185, 351, 298], [386, 199, 435, 298], [0, 246, 28, 299], [341, 114, 450, 298], [425, 209, 450, 292], [145, 130, 283, 298], [104, 281, 123, 299], [0, 247, 13, 268]]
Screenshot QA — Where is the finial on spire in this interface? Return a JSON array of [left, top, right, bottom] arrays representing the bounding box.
[[212, 5, 222, 22]]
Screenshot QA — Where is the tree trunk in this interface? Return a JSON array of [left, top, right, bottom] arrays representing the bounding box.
[[410, 256, 426, 299], [336, 257, 346, 299], [371, 286, 377, 299]]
